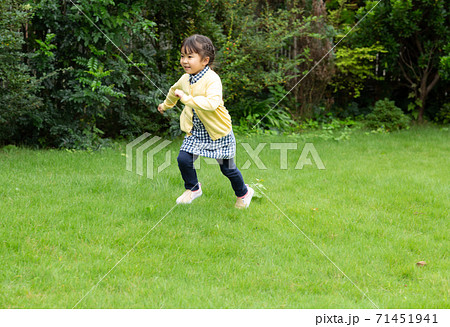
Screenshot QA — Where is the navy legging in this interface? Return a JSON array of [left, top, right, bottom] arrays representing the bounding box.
[[177, 150, 248, 197]]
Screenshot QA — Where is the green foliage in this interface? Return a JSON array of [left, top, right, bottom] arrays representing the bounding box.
[[33, 33, 56, 73], [331, 44, 386, 98], [435, 103, 450, 125], [57, 125, 112, 150], [327, 0, 359, 27], [2, 0, 449, 148], [326, 0, 387, 115], [325, 0, 449, 122], [216, 0, 330, 123], [353, 0, 449, 122], [0, 0, 42, 145], [218, 3, 315, 102], [73, 56, 125, 104], [365, 98, 411, 131], [53, 54, 126, 149], [232, 85, 298, 135], [438, 43, 450, 81], [21, 0, 163, 148], [298, 114, 363, 141], [302, 115, 362, 130]]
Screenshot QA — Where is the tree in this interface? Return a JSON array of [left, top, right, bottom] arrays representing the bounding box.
[[355, 0, 449, 122], [0, 0, 41, 145], [26, 0, 160, 147], [214, 0, 334, 120], [287, 0, 335, 119], [327, 0, 387, 106]]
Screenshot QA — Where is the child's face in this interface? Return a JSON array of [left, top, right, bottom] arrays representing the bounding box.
[[180, 47, 209, 75]]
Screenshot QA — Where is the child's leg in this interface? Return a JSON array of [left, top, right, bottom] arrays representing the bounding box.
[[217, 158, 248, 197], [177, 150, 200, 191]]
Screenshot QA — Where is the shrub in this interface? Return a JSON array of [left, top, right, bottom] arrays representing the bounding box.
[[435, 103, 450, 125], [216, 0, 332, 119], [231, 85, 298, 135], [0, 1, 42, 146], [365, 98, 411, 131], [23, 0, 160, 148]]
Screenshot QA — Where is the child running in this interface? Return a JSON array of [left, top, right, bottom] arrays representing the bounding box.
[[158, 34, 254, 208]]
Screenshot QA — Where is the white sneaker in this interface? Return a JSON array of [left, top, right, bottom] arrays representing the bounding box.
[[176, 183, 202, 204], [235, 184, 254, 209]]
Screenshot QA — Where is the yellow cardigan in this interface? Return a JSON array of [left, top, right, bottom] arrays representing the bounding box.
[[160, 69, 232, 141]]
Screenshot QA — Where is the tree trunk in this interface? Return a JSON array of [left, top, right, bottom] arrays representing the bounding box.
[[418, 71, 440, 122], [418, 96, 425, 123]]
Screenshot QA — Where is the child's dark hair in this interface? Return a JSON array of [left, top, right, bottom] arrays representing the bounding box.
[[181, 34, 216, 67]]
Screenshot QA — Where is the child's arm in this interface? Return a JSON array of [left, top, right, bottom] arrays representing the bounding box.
[[158, 77, 184, 113], [179, 79, 223, 112]]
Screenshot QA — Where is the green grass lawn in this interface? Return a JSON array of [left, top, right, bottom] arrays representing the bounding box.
[[0, 126, 448, 308]]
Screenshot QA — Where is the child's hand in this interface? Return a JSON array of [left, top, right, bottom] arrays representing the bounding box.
[[174, 89, 185, 98], [157, 103, 164, 114]]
